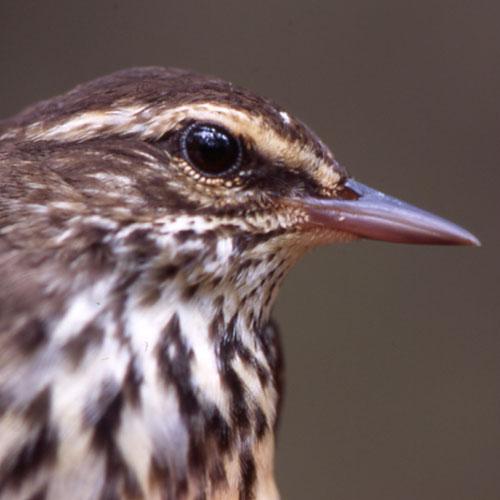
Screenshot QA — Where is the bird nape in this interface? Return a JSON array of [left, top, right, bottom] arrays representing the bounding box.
[[0, 67, 479, 500]]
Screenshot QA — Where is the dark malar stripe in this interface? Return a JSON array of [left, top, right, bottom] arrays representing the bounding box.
[[86, 380, 143, 499], [239, 448, 256, 500], [24, 387, 52, 425], [62, 323, 104, 368], [16, 318, 48, 354], [156, 313, 199, 416], [27, 484, 48, 500], [123, 357, 144, 407], [256, 320, 284, 430], [0, 424, 58, 493], [212, 313, 251, 432], [156, 314, 210, 486]]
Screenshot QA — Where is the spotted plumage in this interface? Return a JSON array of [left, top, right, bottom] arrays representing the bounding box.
[[0, 67, 478, 500]]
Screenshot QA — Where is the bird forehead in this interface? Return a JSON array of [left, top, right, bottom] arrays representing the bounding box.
[[3, 66, 345, 191]]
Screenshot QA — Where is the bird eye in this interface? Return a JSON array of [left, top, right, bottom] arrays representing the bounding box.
[[181, 123, 241, 176]]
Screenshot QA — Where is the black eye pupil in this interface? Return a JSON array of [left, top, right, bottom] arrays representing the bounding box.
[[183, 123, 240, 176]]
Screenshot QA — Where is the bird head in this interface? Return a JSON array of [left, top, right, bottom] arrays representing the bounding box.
[[0, 68, 480, 500], [0, 67, 479, 308]]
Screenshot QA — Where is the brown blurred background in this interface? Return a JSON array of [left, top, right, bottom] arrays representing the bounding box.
[[1, 1, 498, 498]]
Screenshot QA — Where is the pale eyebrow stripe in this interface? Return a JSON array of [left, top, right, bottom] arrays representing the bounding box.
[[21, 102, 341, 190]]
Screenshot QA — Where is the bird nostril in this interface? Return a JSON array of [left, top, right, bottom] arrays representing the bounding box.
[[335, 182, 360, 201]]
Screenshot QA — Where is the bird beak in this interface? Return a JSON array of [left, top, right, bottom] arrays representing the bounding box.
[[299, 179, 480, 246]]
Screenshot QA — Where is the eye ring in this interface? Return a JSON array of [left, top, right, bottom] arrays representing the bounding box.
[[181, 122, 242, 177]]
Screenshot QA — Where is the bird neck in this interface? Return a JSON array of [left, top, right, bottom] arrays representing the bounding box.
[[29, 218, 293, 498], [111, 216, 302, 332], [96, 220, 295, 497]]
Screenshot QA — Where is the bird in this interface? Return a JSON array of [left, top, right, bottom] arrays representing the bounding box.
[[0, 67, 479, 500]]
